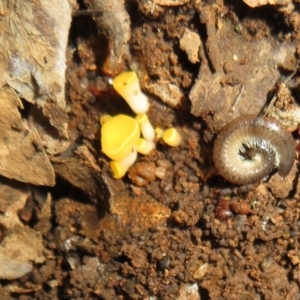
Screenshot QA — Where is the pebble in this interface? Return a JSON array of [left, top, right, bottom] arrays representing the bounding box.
[[128, 162, 156, 186]]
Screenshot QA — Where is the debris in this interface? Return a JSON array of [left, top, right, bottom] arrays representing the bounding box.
[[176, 283, 200, 300], [265, 161, 297, 199], [107, 193, 171, 233], [0, 179, 30, 228], [193, 263, 209, 280], [0, 252, 33, 280], [189, 7, 297, 132], [84, 0, 131, 76], [0, 0, 71, 155], [51, 145, 113, 205], [243, 0, 290, 8], [0, 86, 55, 186], [145, 80, 187, 108], [0, 179, 46, 280], [179, 28, 201, 64], [155, 0, 190, 6]]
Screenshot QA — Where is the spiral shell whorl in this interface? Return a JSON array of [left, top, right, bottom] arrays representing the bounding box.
[[213, 115, 294, 185]]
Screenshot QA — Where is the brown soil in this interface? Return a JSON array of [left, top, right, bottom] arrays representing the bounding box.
[[3, 0, 300, 299]]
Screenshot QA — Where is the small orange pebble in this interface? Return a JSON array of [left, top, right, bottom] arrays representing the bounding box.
[[101, 45, 123, 77], [230, 201, 250, 215], [128, 162, 156, 186], [215, 198, 233, 221], [87, 64, 97, 71], [154, 166, 166, 179]]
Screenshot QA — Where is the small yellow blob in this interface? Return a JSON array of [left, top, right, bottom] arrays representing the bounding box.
[[162, 128, 182, 147], [101, 114, 140, 161], [112, 71, 149, 114], [155, 127, 164, 139], [137, 138, 155, 155]]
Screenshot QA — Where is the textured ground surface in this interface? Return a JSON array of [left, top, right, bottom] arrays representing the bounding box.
[[1, 0, 300, 299]]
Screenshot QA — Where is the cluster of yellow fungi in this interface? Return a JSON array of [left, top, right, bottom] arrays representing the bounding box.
[[101, 71, 182, 179]]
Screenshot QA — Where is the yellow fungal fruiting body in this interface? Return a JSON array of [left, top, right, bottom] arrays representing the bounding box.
[[101, 71, 182, 179], [109, 150, 137, 179], [162, 128, 182, 147], [136, 113, 155, 142], [112, 71, 149, 114], [155, 127, 164, 139], [137, 138, 155, 155], [101, 114, 140, 161]]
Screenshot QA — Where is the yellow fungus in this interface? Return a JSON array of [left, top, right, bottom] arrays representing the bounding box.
[[136, 113, 155, 141], [137, 138, 155, 155], [109, 150, 137, 179], [101, 114, 140, 161], [155, 127, 164, 139], [162, 128, 182, 147], [112, 71, 149, 114]]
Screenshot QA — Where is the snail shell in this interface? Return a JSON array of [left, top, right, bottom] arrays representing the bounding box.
[[213, 114, 295, 185]]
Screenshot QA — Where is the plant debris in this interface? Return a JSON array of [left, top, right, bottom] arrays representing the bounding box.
[[0, 0, 71, 155], [0, 86, 54, 186]]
